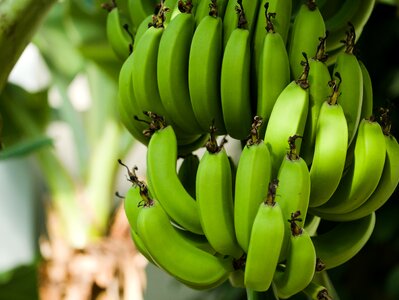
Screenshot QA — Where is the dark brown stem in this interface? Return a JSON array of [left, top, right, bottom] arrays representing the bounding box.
[[246, 116, 263, 146], [327, 73, 342, 105], [235, 0, 248, 29], [209, 0, 218, 17], [314, 32, 329, 62], [264, 179, 279, 206], [150, 0, 169, 28], [287, 135, 302, 160], [205, 124, 227, 153], [306, 0, 317, 11], [295, 53, 310, 89], [288, 211, 303, 237], [178, 0, 193, 13], [134, 111, 166, 137], [341, 22, 356, 54]]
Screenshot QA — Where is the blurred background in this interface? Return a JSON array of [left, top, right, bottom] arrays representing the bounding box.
[[0, 0, 398, 299]]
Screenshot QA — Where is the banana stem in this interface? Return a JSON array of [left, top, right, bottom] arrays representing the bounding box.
[[0, 0, 57, 92], [246, 288, 262, 300]]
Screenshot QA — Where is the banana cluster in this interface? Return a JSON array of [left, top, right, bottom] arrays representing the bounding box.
[[108, 0, 399, 297]]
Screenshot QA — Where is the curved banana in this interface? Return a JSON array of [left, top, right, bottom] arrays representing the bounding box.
[[128, 0, 158, 30], [275, 136, 311, 260], [146, 122, 203, 234], [252, 0, 291, 102], [222, 0, 260, 48], [137, 198, 233, 289], [264, 58, 309, 177], [177, 153, 200, 199], [313, 120, 399, 221], [131, 10, 169, 120], [312, 118, 386, 215], [256, 6, 290, 137], [188, 2, 226, 133], [220, 2, 253, 140], [244, 179, 285, 291], [133, 14, 154, 50], [332, 23, 363, 146], [234, 117, 272, 253], [105, 4, 132, 61], [304, 214, 321, 237], [300, 34, 332, 165], [302, 280, 332, 300], [312, 212, 376, 269], [288, 0, 326, 80], [196, 128, 243, 258], [157, 3, 202, 134], [274, 213, 316, 299], [359, 60, 374, 120], [117, 52, 149, 145], [324, 0, 376, 52], [308, 78, 348, 208]]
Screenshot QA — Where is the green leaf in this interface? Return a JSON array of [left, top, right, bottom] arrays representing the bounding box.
[[0, 136, 53, 160]]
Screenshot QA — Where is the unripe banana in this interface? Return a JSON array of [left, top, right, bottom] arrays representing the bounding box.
[[256, 6, 290, 137], [146, 122, 203, 234], [188, 2, 226, 133], [275, 136, 311, 260], [131, 14, 169, 119], [244, 180, 285, 291], [264, 58, 310, 177], [195, 0, 229, 25], [234, 117, 272, 253], [332, 23, 363, 146], [137, 198, 233, 289], [133, 14, 153, 49], [252, 0, 292, 87], [157, 3, 202, 134], [302, 280, 332, 300], [314, 113, 399, 221], [128, 0, 158, 30], [196, 128, 243, 258], [312, 212, 376, 269], [288, 0, 326, 80], [177, 153, 199, 199], [312, 118, 386, 215], [359, 60, 374, 120], [117, 52, 149, 145], [300, 34, 332, 165], [308, 78, 348, 208], [274, 213, 316, 299], [304, 214, 321, 237], [105, 5, 132, 61], [220, 3, 253, 140]]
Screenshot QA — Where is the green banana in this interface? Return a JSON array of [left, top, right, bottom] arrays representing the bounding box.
[[252, 0, 292, 85], [300, 34, 332, 165], [302, 280, 332, 300], [188, 1, 226, 133], [264, 58, 309, 177], [131, 10, 169, 120], [275, 136, 311, 260], [255, 5, 290, 137], [234, 117, 272, 253], [244, 179, 285, 291], [313, 115, 399, 221], [195, 0, 229, 25], [222, 0, 260, 48], [137, 198, 233, 289], [274, 212, 316, 299], [324, 0, 376, 52], [312, 118, 386, 215], [304, 214, 321, 237], [104, 4, 132, 61], [157, 2, 202, 134], [288, 0, 326, 80], [196, 127, 243, 258], [312, 212, 376, 269], [359, 60, 374, 120], [308, 78, 348, 208], [133, 14, 153, 49], [220, 2, 253, 140], [177, 153, 200, 199], [117, 52, 149, 145], [146, 121, 203, 234], [332, 23, 363, 146], [128, 0, 159, 30]]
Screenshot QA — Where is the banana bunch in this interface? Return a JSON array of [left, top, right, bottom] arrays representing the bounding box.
[[108, 0, 399, 297]]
